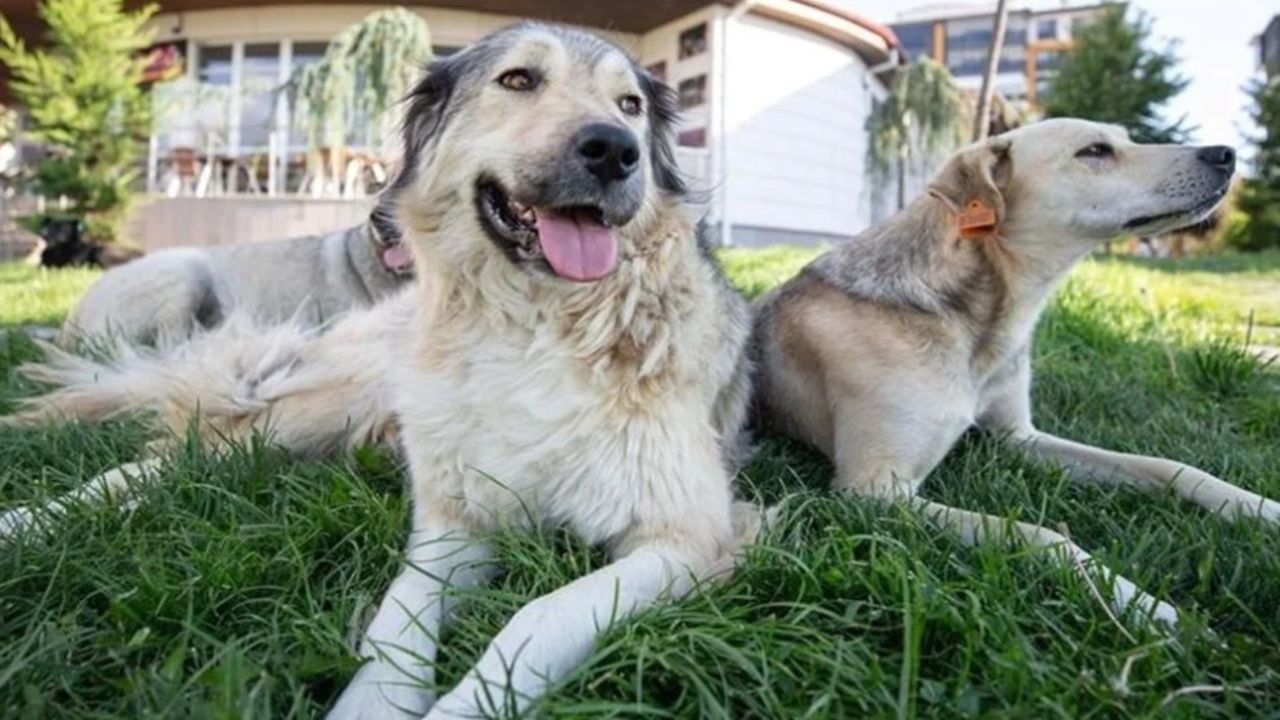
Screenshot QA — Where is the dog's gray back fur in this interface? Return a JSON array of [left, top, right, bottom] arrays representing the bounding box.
[[61, 198, 411, 346]]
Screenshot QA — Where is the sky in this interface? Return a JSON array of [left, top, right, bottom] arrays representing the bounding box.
[[839, 0, 1276, 151]]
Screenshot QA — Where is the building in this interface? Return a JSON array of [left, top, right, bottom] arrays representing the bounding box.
[[1258, 14, 1280, 78], [0, 1, 903, 250], [891, 1, 1114, 106]]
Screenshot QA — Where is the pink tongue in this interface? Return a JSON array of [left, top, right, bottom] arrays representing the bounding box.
[[535, 208, 619, 282], [381, 244, 414, 271]]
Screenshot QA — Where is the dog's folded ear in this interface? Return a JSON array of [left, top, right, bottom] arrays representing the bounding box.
[[637, 68, 686, 197], [928, 138, 1012, 239], [393, 54, 463, 195]]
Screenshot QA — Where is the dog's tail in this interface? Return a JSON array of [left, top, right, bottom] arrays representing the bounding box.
[[2, 302, 406, 457]]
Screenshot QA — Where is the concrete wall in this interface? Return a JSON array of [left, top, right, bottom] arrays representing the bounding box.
[[127, 196, 371, 250], [722, 14, 879, 244]]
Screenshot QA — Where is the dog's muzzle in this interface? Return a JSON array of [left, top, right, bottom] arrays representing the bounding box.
[[1124, 145, 1236, 233], [475, 122, 647, 283]]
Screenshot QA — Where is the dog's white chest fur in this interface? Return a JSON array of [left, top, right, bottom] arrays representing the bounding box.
[[394, 319, 708, 545]]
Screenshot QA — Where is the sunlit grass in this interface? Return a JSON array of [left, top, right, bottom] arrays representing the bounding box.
[[0, 263, 100, 328], [2, 251, 1279, 718]]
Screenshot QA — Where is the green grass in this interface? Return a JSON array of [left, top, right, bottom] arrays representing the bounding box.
[[2, 251, 1280, 719], [0, 263, 101, 328]]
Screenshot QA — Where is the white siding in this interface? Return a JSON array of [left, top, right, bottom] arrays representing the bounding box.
[[722, 14, 879, 241]]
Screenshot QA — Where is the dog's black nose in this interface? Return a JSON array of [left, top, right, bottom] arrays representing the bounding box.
[[1196, 145, 1236, 173], [574, 123, 640, 184]]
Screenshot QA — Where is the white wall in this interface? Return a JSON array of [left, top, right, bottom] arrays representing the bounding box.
[[722, 14, 879, 243], [148, 5, 637, 50]]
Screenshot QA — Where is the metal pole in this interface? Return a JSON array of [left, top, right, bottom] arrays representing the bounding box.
[[973, 0, 1010, 142]]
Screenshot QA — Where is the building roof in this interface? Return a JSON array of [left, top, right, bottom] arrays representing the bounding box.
[[2, 0, 898, 51], [1, 0, 896, 39], [1, 0, 901, 102], [0, 0, 725, 36], [892, 1, 1117, 26]]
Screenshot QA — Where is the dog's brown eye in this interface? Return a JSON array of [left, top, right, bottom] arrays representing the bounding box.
[[1076, 142, 1114, 159], [618, 94, 643, 116], [497, 69, 538, 92]]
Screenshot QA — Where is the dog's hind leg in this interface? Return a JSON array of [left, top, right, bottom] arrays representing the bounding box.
[[0, 457, 162, 540], [979, 354, 1280, 524], [915, 498, 1180, 628], [1013, 431, 1280, 524], [327, 511, 493, 720]]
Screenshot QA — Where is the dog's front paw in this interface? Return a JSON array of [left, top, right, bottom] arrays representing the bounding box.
[[326, 661, 434, 720]]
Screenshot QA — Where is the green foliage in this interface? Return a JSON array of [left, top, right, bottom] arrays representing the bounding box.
[[866, 58, 967, 210], [0, 104, 15, 145], [0, 0, 157, 240], [288, 7, 432, 151], [1043, 6, 1190, 144], [1233, 77, 1280, 252]]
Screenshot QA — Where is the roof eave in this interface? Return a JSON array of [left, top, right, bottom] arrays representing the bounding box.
[[747, 0, 901, 67]]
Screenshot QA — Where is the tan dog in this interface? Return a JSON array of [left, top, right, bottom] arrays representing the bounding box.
[[754, 118, 1277, 624], [2, 23, 756, 719]]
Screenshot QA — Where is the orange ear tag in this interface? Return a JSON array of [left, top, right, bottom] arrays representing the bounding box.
[[957, 200, 997, 239]]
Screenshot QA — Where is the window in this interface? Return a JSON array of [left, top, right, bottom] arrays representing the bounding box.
[[240, 43, 281, 150], [945, 16, 1030, 76], [894, 22, 933, 61], [1037, 49, 1063, 72], [1036, 18, 1058, 40], [678, 24, 707, 60], [288, 42, 328, 149], [192, 45, 234, 146], [677, 128, 706, 148], [677, 75, 706, 109], [291, 41, 329, 67], [198, 45, 232, 85]]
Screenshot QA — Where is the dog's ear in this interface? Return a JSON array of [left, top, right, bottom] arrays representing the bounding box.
[[393, 54, 462, 193], [928, 137, 1012, 239], [637, 68, 686, 197]]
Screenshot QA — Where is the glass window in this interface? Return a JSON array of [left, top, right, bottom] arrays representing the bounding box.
[[894, 22, 933, 61], [678, 24, 707, 59], [289, 42, 329, 149], [240, 42, 281, 150], [292, 40, 329, 67], [194, 45, 233, 148], [1037, 18, 1058, 40], [678, 75, 707, 109], [198, 45, 232, 85], [946, 16, 1029, 76]]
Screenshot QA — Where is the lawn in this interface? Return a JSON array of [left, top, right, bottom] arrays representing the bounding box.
[[2, 250, 1279, 719]]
